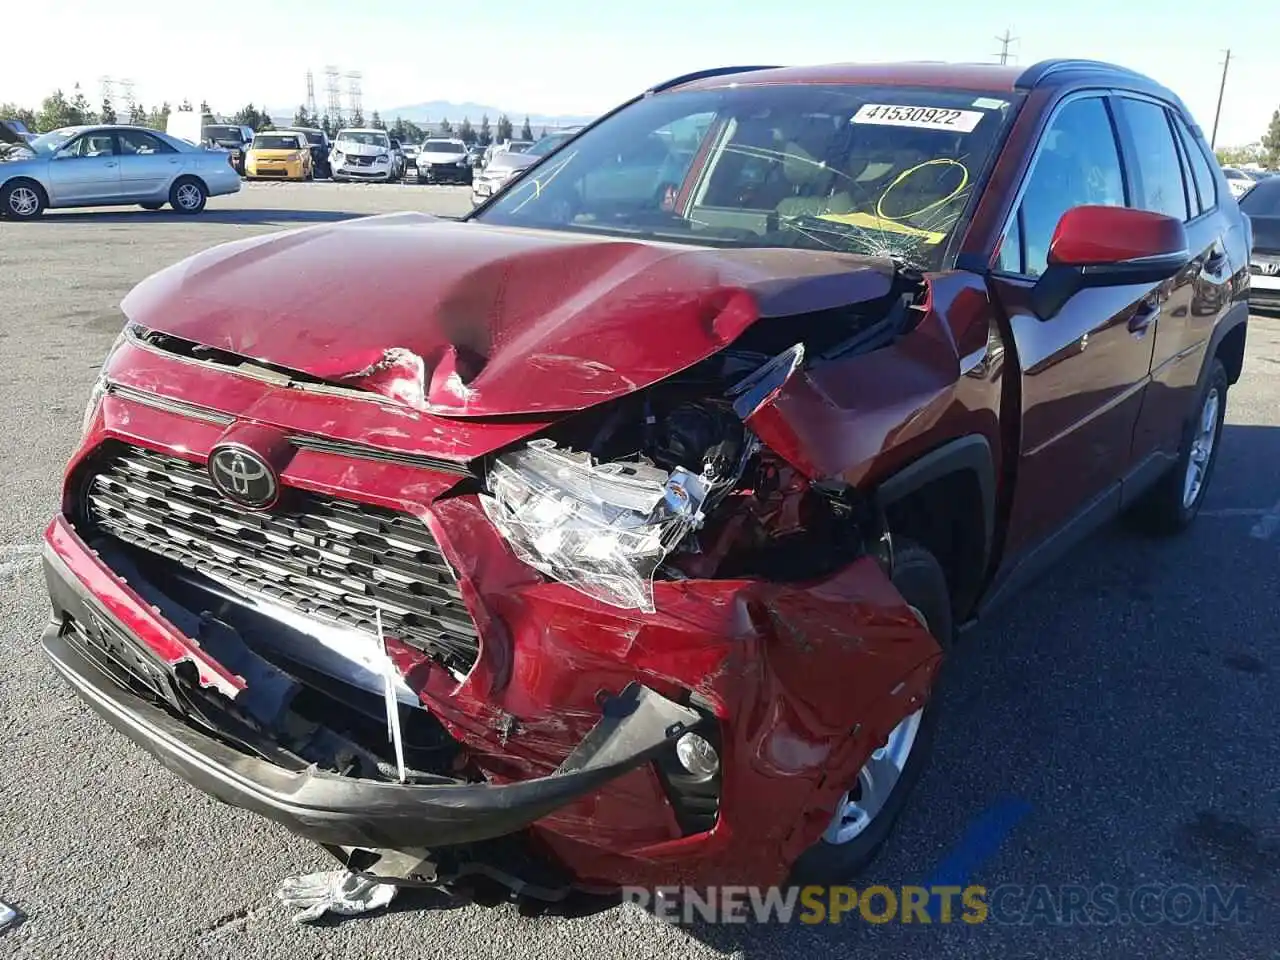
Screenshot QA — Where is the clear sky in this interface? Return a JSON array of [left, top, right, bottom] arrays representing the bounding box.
[[10, 0, 1278, 146]]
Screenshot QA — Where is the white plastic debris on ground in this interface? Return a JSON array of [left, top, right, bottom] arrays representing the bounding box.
[[276, 870, 398, 924], [0, 901, 18, 932]]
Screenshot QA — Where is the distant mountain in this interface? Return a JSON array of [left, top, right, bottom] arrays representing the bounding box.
[[266, 100, 597, 133], [381, 100, 597, 129]]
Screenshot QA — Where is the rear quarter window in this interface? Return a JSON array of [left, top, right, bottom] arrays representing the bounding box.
[[1170, 112, 1217, 212]]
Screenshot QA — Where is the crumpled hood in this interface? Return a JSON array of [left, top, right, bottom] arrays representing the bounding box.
[[121, 213, 895, 417], [334, 141, 387, 157]]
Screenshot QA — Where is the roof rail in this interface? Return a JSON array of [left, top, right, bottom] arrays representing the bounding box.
[[1016, 59, 1143, 90], [647, 65, 782, 94]]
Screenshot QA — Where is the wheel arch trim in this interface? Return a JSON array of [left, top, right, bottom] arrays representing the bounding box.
[[874, 434, 997, 577]]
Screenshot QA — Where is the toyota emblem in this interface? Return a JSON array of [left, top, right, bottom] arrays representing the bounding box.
[[208, 444, 279, 509]]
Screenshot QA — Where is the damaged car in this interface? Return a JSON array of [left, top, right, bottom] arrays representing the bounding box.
[[43, 59, 1250, 899]]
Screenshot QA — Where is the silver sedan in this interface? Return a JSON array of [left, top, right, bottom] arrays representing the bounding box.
[[0, 124, 242, 220]]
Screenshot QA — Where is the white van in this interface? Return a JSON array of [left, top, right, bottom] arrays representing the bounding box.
[[165, 110, 209, 147]]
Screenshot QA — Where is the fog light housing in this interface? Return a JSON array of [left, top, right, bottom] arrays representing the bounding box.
[[675, 732, 719, 778]]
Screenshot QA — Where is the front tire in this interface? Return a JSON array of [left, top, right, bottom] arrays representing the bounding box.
[[2, 179, 47, 219], [169, 177, 207, 214], [1130, 358, 1228, 534], [790, 541, 952, 884]]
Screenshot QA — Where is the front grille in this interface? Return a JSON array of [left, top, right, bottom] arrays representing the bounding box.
[[349, 155, 375, 166], [82, 444, 481, 675]]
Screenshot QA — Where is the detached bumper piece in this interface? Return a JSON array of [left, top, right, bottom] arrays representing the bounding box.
[[42, 548, 700, 855]]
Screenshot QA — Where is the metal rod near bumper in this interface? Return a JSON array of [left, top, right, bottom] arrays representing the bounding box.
[[42, 619, 700, 852]]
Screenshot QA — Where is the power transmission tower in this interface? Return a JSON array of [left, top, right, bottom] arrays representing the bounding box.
[[346, 71, 363, 122], [325, 65, 343, 125], [1210, 49, 1231, 149], [994, 29, 1018, 65], [99, 76, 116, 113], [305, 70, 318, 120]]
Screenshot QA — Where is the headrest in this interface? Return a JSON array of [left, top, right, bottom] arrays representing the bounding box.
[[782, 142, 830, 187]]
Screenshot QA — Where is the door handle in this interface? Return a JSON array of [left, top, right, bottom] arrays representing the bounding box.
[[1128, 300, 1160, 336], [104, 162, 117, 167]]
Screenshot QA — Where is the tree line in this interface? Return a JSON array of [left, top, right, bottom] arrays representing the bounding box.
[[0, 86, 278, 137], [1216, 109, 1280, 170], [290, 106, 537, 145], [2, 84, 544, 149]]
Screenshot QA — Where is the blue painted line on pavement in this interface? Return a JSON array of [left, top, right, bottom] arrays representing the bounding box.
[[921, 796, 1032, 920]]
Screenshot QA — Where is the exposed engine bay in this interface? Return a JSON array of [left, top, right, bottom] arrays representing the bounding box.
[[481, 289, 920, 610]]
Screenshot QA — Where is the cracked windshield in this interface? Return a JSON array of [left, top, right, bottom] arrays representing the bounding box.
[[475, 85, 1014, 269]]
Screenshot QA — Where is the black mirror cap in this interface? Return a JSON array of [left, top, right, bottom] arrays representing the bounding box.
[[1030, 250, 1191, 321]]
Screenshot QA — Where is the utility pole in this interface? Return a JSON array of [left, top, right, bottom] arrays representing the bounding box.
[[994, 29, 1018, 65], [1210, 49, 1231, 149], [305, 70, 318, 121], [325, 65, 343, 125]]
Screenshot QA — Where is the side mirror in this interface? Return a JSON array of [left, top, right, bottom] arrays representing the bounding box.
[[1030, 205, 1191, 320]]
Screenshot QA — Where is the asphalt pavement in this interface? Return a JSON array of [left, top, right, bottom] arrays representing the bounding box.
[[0, 182, 1276, 959]]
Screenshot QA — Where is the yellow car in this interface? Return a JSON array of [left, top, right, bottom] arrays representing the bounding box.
[[244, 131, 313, 180]]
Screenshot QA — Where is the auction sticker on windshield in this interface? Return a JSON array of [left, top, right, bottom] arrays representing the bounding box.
[[852, 104, 985, 132]]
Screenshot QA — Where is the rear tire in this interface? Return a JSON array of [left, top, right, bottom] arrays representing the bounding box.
[[169, 177, 207, 214], [1130, 358, 1228, 535], [2, 179, 47, 219], [789, 540, 952, 884]]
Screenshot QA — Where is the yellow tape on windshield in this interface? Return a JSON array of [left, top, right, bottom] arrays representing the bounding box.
[[815, 212, 948, 245]]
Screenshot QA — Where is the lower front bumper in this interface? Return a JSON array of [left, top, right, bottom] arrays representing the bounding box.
[[332, 168, 394, 181], [42, 538, 700, 852], [44, 616, 696, 850], [247, 165, 307, 180], [418, 166, 472, 184]]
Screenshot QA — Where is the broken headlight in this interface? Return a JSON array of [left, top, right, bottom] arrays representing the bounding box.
[[480, 439, 709, 612], [81, 327, 128, 437]]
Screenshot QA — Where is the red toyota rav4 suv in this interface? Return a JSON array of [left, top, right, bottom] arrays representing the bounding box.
[[42, 60, 1250, 897]]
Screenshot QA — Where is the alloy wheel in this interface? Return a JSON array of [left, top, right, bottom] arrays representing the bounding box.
[[9, 186, 39, 217], [175, 183, 202, 210], [1182, 387, 1220, 508], [823, 605, 929, 846]]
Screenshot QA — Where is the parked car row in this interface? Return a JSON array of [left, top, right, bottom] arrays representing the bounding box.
[[0, 118, 582, 210]]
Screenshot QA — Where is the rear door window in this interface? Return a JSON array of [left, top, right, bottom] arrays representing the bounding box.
[[1118, 98, 1190, 221], [117, 130, 175, 155]]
